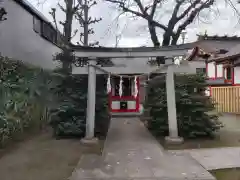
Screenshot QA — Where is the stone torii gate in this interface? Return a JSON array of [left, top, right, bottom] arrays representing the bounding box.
[[72, 45, 196, 144]]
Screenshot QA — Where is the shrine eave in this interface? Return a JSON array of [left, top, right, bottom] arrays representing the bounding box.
[[207, 53, 240, 67]]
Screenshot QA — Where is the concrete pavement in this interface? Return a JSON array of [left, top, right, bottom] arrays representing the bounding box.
[[70, 117, 215, 180], [169, 147, 240, 170]]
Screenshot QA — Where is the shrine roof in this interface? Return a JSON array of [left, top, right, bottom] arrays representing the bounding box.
[[208, 43, 240, 64], [197, 34, 240, 41]]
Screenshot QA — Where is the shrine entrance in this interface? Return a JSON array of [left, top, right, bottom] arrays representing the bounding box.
[[109, 76, 140, 113], [72, 45, 198, 142]]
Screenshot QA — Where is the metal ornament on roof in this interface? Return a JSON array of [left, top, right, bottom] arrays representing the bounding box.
[[174, 56, 184, 66]]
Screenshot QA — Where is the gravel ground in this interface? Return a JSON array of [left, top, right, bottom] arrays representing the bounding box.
[[0, 129, 103, 180]]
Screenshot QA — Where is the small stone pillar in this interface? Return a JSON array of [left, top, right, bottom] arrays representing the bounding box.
[[165, 65, 184, 144]]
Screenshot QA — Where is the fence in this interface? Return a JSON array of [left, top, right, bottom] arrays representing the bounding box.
[[211, 86, 240, 114]]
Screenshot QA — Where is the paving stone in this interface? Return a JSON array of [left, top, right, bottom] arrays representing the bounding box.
[[169, 147, 240, 170]]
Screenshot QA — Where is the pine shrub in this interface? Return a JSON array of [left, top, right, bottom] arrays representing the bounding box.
[[50, 74, 109, 138], [144, 73, 222, 139]]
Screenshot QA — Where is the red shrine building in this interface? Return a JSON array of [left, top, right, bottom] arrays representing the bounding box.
[[193, 35, 240, 95], [109, 76, 140, 113], [105, 47, 206, 114]]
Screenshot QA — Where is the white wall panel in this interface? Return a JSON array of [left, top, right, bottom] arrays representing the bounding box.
[[217, 64, 223, 77], [207, 62, 215, 78], [111, 101, 120, 109], [234, 67, 240, 84], [128, 101, 136, 109]]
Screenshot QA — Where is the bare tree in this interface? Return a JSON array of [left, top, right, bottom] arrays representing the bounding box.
[[48, 0, 78, 73], [75, 0, 102, 46], [226, 0, 240, 19], [105, 0, 215, 46], [46, 0, 101, 72]]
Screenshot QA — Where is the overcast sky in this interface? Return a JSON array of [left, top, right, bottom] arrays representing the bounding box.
[[29, 0, 240, 47]]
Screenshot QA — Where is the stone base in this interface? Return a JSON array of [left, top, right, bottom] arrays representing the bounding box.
[[80, 137, 99, 145], [165, 136, 184, 145]]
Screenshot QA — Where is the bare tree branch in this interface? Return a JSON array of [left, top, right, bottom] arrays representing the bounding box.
[[105, 0, 168, 31], [176, 0, 199, 21], [150, 0, 160, 18], [88, 17, 102, 24], [71, 29, 78, 39], [225, 0, 240, 23], [58, 2, 66, 12], [49, 8, 64, 46], [0, 7, 7, 21], [88, 0, 97, 9], [75, 0, 102, 46], [176, 0, 215, 38], [105, 0, 216, 46], [75, 9, 85, 24]]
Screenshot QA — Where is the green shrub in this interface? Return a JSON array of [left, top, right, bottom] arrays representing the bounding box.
[[0, 56, 53, 147], [50, 74, 109, 138], [0, 55, 110, 146], [144, 73, 222, 139]]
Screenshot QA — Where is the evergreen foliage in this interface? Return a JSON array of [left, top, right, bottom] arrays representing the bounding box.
[[144, 73, 222, 139], [0, 56, 53, 147], [50, 74, 109, 138]]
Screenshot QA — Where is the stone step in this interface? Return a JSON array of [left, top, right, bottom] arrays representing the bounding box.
[[110, 112, 142, 117]]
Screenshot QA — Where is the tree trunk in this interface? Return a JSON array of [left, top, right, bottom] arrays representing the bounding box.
[[64, 0, 73, 44], [61, 47, 72, 73], [83, 0, 89, 46], [171, 35, 179, 45], [148, 22, 160, 47], [62, 0, 74, 73], [162, 32, 171, 46]]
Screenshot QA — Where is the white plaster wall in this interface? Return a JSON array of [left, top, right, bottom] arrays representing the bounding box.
[[224, 68, 227, 79], [128, 101, 136, 109], [111, 101, 120, 109], [234, 66, 240, 84], [0, 0, 61, 69], [217, 64, 223, 77], [188, 61, 205, 69], [207, 62, 215, 78]]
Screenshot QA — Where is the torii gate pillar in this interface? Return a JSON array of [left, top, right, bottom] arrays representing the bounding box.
[[165, 65, 184, 144], [81, 59, 98, 144]]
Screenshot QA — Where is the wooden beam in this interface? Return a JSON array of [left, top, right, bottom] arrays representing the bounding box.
[[234, 58, 240, 66]]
